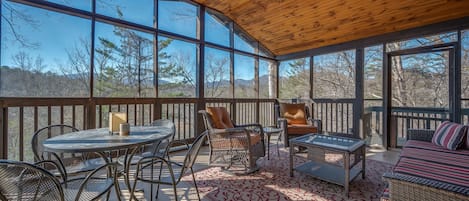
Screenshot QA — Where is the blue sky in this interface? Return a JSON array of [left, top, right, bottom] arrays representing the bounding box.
[[1, 0, 260, 79], [1, 2, 90, 72]]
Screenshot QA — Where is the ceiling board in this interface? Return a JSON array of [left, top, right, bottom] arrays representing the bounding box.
[[193, 0, 469, 56]]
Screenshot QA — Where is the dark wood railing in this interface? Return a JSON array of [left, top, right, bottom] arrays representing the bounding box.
[[312, 99, 355, 134], [3, 97, 468, 160], [0, 97, 276, 161], [365, 105, 469, 147]]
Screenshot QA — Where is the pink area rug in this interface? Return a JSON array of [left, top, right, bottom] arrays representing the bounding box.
[[182, 148, 393, 201]]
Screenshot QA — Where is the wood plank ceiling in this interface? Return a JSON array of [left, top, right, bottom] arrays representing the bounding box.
[[193, 0, 469, 56]]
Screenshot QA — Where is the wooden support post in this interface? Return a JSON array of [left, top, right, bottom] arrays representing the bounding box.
[[195, 6, 206, 137], [354, 48, 364, 138]]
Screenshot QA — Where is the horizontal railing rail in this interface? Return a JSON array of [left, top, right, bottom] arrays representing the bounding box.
[[365, 106, 451, 147], [0, 97, 276, 161]]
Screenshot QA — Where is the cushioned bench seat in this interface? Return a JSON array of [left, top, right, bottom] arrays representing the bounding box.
[[389, 140, 469, 196]]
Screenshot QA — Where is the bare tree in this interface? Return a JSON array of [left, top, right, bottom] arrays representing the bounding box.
[[1, 1, 39, 48], [60, 38, 91, 92], [313, 51, 355, 99], [205, 54, 229, 97]]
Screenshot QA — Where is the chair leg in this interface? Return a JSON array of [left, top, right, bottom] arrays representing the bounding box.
[[131, 163, 142, 201], [150, 183, 153, 201], [172, 184, 178, 201], [191, 167, 201, 201], [105, 191, 111, 201], [150, 162, 154, 201], [114, 172, 123, 201], [277, 131, 282, 157], [155, 162, 164, 200], [276, 141, 280, 157]]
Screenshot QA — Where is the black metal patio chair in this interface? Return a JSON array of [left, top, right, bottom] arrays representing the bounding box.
[[31, 124, 106, 182], [0, 159, 120, 201], [130, 131, 207, 201]]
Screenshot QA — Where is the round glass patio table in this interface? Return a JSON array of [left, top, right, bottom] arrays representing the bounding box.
[[43, 126, 172, 154], [43, 126, 173, 200]]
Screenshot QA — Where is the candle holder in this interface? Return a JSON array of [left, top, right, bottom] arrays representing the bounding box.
[[119, 123, 130, 136]]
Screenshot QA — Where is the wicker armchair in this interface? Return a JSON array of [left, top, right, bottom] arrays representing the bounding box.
[[276, 102, 322, 147], [199, 107, 265, 174], [0, 160, 120, 201]]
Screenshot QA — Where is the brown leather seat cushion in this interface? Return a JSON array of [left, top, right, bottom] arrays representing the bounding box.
[[279, 103, 307, 125], [206, 107, 235, 129], [287, 124, 318, 135], [210, 132, 261, 149]]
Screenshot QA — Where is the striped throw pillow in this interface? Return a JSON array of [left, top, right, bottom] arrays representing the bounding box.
[[432, 121, 467, 150]]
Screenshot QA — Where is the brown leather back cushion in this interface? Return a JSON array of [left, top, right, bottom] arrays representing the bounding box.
[[280, 103, 307, 125], [206, 107, 235, 129]]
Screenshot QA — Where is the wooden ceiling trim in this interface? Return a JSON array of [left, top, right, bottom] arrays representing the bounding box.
[[193, 0, 469, 55]]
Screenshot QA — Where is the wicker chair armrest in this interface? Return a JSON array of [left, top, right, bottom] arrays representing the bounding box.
[[223, 127, 249, 133], [235, 124, 265, 140], [208, 127, 262, 151], [307, 118, 322, 133], [407, 129, 435, 142], [235, 123, 262, 131], [208, 127, 250, 139]]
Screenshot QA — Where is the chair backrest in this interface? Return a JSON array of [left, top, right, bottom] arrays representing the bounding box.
[[151, 119, 176, 138], [199, 110, 216, 131], [0, 160, 64, 201], [31, 125, 79, 161], [181, 131, 207, 172], [200, 107, 235, 129], [275, 101, 311, 124], [150, 119, 176, 156]]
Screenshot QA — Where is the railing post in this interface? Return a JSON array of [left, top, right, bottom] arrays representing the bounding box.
[[256, 100, 260, 123], [231, 100, 237, 124], [195, 99, 206, 137], [153, 99, 161, 121], [87, 98, 96, 129], [426, 119, 431, 129], [390, 115, 397, 148], [0, 102, 7, 159], [406, 118, 411, 130]]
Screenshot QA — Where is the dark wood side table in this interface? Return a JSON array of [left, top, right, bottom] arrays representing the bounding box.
[[262, 127, 284, 160]]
